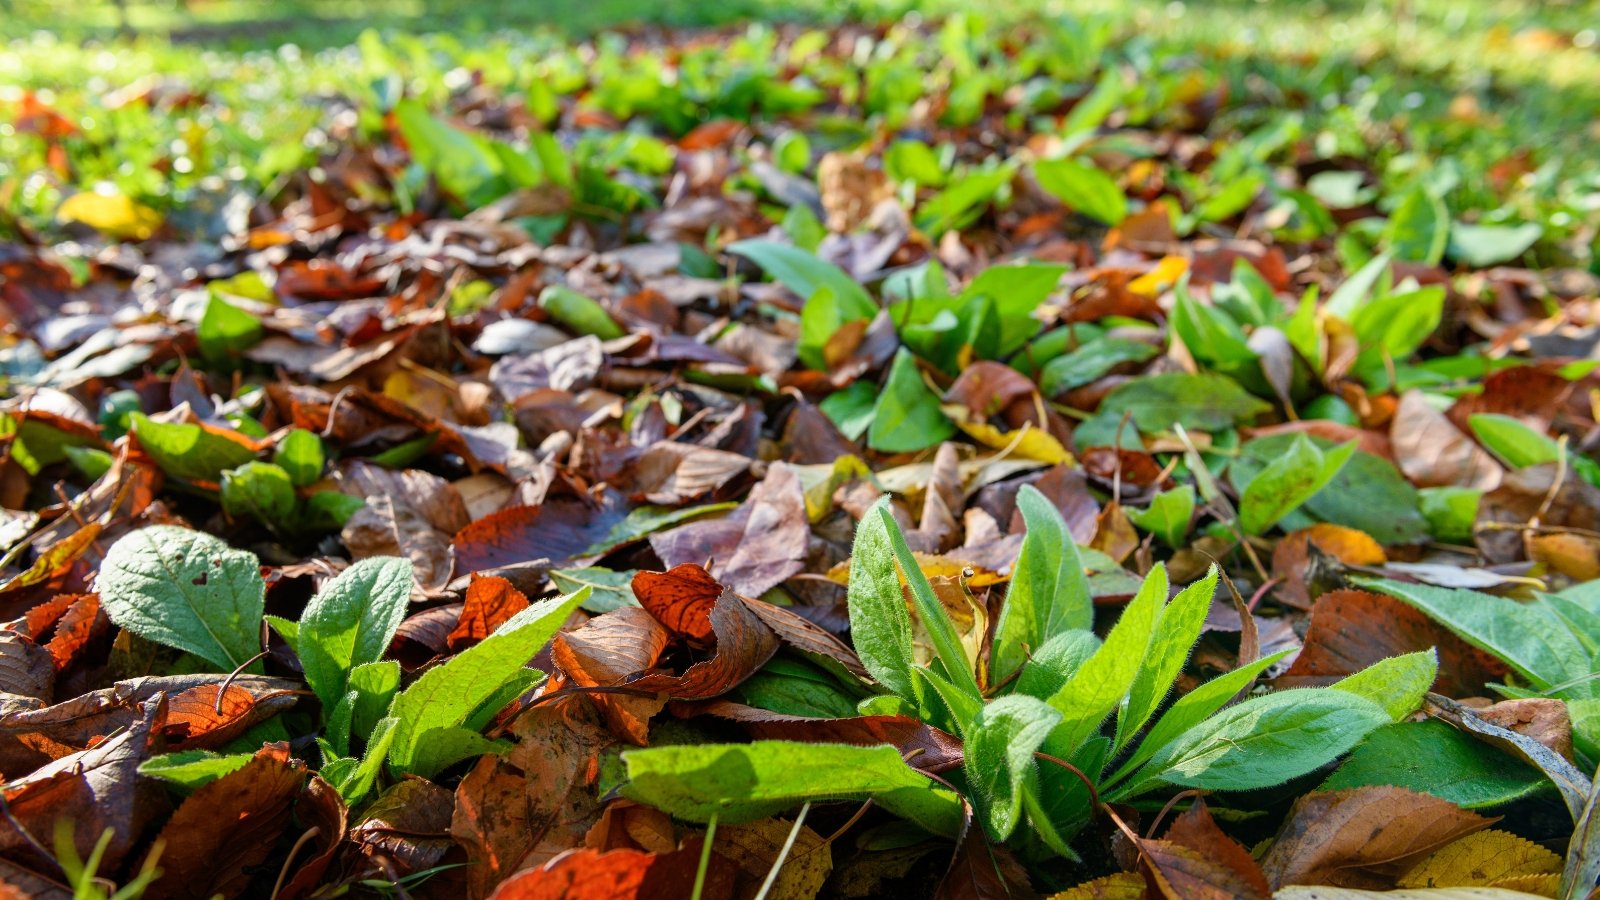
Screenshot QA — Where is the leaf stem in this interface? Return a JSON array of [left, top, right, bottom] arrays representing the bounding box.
[[691, 814, 718, 900]]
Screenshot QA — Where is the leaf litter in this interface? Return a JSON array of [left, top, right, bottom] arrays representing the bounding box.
[[0, 8, 1599, 899]]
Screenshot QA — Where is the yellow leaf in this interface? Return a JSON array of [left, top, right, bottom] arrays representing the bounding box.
[[1128, 255, 1188, 296], [950, 417, 1074, 465], [1276, 889, 1549, 899], [1048, 872, 1146, 900], [57, 190, 161, 240], [1397, 829, 1561, 892]]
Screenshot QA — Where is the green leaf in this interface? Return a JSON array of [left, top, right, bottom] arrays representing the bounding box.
[[992, 484, 1091, 683], [730, 241, 877, 371], [220, 461, 296, 527], [1172, 282, 1255, 371], [587, 502, 738, 555], [1015, 630, 1102, 701], [1325, 252, 1393, 321], [538, 285, 624, 340], [130, 413, 258, 483], [966, 695, 1063, 841], [1034, 158, 1127, 225], [915, 164, 1014, 236], [621, 741, 963, 837], [138, 750, 253, 791], [97, 525, 265, 672], [1127, 688, 1392, 795], [819, 380, 877, 441], [1238, 436, 1357, 534], [846, 498, 917, 701], [1420, 486, 1481, 543], [868, 349, 955, 453], [340, 716, 397, 803], [1351, 285, 1445, 364], [958, 264, 1068, 356], [1322, 719, 1549, 809], [302, 491, 366, 530], [1097, 372, 1271, 434], [1117, 567, 1218, 750], [1231, 436, 1426, 543], [877, 502, 981, 701], [1469, 414, 1561, 469], [385, 586, 589, 777], [197, 294, 263, 362], [1448, 221, 1542, 268], [1360, 579, 1592, 696], [294, 557, 412, 711], [1386, 185, 1449, 265], [549, 567, 639, 613], [1127, 485, 1196, 548], [1045, 564, 1164, 754], [1329, 649, 1437, 720], [393, 98, 507, 207], [1038, 337, 1158, 397], [1108, 649, 1295, 785], [273, 428, 325, 487]]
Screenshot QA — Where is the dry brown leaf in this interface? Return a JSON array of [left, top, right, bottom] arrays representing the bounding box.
[[1261, 787, 1495, 890]]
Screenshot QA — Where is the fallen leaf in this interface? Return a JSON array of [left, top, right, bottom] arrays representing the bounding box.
[[552, 608, 671, 744], [1391, 391, 1502, 491], [141, 743, 306, 900], [1260, 787, 1495, 889], [342, 494, 454, 593], [1396, 829, 1561, 890], [449, 574, 532, 651]]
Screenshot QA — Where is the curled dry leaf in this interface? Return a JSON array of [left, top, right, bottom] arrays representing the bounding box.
[[1260, 787, 1495, 890], [552, 608, 671, 744], [624, 592, 779, 700], [349, 778, 458, 876]]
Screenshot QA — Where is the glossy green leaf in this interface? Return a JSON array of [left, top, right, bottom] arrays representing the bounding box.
[[273, 428, 325, 487], [1127, 484, 1196, 548], [1237, 436, 1357, 534], [868, 348, 955, 452], [197, 294, 263, 361], [130, 413, 258, 483], [1034, 158, 1127, 225], [1322, 719, 1548, 808], [538, 285, 624, 340], [220, 461, 296, 526]]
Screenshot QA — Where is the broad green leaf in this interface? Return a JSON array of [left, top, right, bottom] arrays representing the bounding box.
[[885, 139, 946, 187], [621, 741, 963, 837], [1420, 486, 1482, 544], [1351, 286, 1446, 373], [915, 164, 1014, 236], [549, 567, 639, 613], [220, 461, 296, 527], [295, 557, 412, 711], [958, 264, 1067, 356], [1329, 649, 1437, 720], [1038, 337, 1158, 397], [393, 98, 507, 207], [1126, 688, 1392, 796], [731, 241, 876, 369], [798, 286, 869, 372], [138, 751, 253, 791], [1095, 372, 1270, 434], [738, 660, 861, 719], [847, 497, 917, 701], [1238, 436, 1356, 534], [1172, 282, 1255, 371], [273, 428, 325, 487], [819, 380, 877, 441], [1469, 414, 1561, 469], [993, 485, 1091, 683], [197, 294, 262, 362], [1194, 171, 1263, 223], [130, 413, 258, 483], [97, 525, 265, 672], [302, 491, 366, 530], [1322, 720, 1548, 809], [1045, 564, 1164, 754], [1014, 630, 1102, 701], [1127, 485, 1196, 548], [915, 664, 984, 738], [386, 586, 589, 777], [1108, 649, 1295, 785], [1034, 158, 1127, 225], [868, 348, 955, 453], [1361, 578, 1592, 696], [1448, 221, 1541, 268], [965, 695, 1063, 841], [1231, 436, 1427, 544], [1386, 185, 1449, 265], [1117, 567, 1218, 749], [538, 285, 624, 340]]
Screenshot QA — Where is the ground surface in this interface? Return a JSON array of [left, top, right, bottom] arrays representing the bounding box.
[[1, 3, 1600, 898]]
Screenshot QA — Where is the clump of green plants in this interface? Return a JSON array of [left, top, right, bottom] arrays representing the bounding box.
[[621, 486, 1436, 856]]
